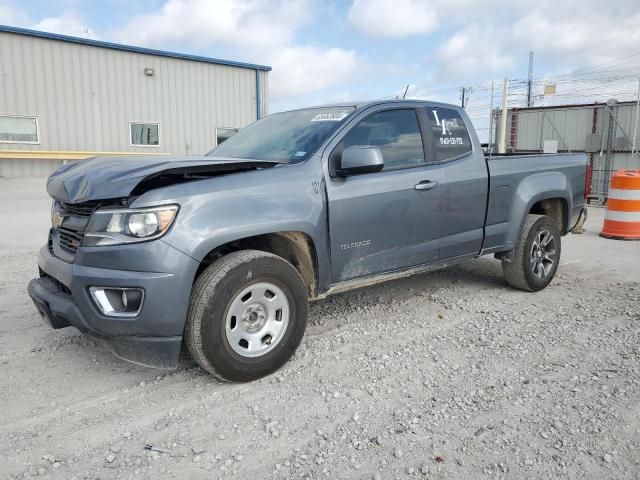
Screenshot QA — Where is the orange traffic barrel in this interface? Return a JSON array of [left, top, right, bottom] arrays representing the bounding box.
[[600, 169, 640, 240]]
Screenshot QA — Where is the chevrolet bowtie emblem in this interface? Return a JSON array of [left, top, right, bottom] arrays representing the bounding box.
[[52, 211, 65, 229]]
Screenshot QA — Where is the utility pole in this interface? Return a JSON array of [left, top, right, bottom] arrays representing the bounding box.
[[527, 51, 534, 108], [498, 78, 510, 154], [488, 81, 495, 153], [460, 86, 474, 109], [632, 74, 640, 156], [602, 100, 618, 202]]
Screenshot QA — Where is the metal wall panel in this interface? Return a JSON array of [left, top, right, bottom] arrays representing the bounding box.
[[0, 31, 268, 164], [495, 101, 640, 201], [0, 158, 63, 177], [612, 152, 640, 170], [509, 107, 596, 151], [500, 103, 640, 154], [613, 104, 640, 146]]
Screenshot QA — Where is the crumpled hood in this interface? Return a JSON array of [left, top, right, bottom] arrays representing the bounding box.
[[47, 155, 279, 204]]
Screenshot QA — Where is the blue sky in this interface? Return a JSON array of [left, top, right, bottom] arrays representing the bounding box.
[[2, 0, 640, 140]]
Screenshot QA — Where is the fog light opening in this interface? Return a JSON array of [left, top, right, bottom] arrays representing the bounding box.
[[89, 287, 144, 317]]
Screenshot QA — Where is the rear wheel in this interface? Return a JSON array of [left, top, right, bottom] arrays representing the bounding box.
[[502, 214, 561, 292], [185, 250, 308, 382]]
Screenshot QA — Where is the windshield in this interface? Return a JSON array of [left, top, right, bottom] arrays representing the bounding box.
[[207, 107, 355, 162]]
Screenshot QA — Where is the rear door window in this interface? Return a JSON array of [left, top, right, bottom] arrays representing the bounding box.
[[424, 107, 472, 162], [342, 109, 425, 170]]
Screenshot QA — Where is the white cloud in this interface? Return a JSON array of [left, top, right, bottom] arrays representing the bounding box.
[[0, 0, 29, 25], [108, 0, 640, 104], [413, 0, 640, 88], [511, 7, 640, 68], [345, 0, 640, 87], [117, 0, 309, 51], [0, 2, 97, 39], [31, 13, 98, 39], [269, 46, 358, 100], [431, 27, 515, 82], [347, 0, 438, 38], [111, 0, 363, 102]]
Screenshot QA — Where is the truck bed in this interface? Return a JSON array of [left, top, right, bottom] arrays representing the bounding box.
[[481, 152, 588, 254]]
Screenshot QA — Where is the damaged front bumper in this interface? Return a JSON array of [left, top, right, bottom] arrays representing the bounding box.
[[27, 241, 199, 369]]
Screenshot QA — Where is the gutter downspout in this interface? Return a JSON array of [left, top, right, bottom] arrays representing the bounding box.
[[256, 69, 262, 120]]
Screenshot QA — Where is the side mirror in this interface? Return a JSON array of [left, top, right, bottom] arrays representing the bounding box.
[[336, 145, 384, 176]]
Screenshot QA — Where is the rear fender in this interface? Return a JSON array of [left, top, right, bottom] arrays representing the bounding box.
[[503, 172, 571, 254]]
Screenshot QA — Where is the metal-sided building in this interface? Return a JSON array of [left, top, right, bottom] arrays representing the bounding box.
[[0, 25, 270, 177], [495, 100, 640, 203]]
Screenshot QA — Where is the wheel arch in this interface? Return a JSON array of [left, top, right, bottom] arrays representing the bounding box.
[[194, 231, 319, 298], [528, 197, 569, 234], [503, 172, 572, 251]]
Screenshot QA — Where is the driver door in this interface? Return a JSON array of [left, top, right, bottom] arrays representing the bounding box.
[[325, 106, 445, 282]]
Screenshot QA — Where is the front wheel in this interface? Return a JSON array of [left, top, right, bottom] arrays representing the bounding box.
[[502, 214, 562, 292], [185, 250, 308, 382]]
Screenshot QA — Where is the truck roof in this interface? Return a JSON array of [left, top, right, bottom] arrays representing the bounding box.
[[282, 99, 462, 113]]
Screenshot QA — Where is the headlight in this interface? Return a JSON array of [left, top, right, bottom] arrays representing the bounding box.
[[83, 205, 179, 247]]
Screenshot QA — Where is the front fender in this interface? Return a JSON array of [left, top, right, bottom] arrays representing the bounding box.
[[132, 159, 331, 289]]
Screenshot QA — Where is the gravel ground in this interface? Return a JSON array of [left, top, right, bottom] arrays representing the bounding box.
[[0, 177, 639, 480]]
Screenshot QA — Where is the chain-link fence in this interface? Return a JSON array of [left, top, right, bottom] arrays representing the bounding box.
[[493, 101, 640, 203]]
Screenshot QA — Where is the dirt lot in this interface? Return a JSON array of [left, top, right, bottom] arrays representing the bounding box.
[[0, 177, 639, 480]]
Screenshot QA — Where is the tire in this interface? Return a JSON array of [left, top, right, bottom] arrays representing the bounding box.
[[502, 214, 562, 292], [185, 250, 308, 382]]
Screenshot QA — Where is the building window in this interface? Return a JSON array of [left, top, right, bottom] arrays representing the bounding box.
[[0, 115, 39, 143], [216, 127, 239, 145], [130, 122, 160, 146]]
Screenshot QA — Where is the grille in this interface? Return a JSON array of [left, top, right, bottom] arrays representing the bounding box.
[[50, 200, 119, 260], [57, 227, 84, 254], [61, 201, 101, 217], [47, 229, 54, 255]]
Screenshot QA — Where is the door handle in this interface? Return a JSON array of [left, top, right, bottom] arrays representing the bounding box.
[[414, 180, 439, 191]]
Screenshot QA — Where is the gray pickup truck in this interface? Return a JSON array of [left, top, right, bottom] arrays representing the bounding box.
[[28, 100, 588, 381]]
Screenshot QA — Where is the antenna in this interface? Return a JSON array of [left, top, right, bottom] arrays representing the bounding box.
[[402, 84, 410, 99]]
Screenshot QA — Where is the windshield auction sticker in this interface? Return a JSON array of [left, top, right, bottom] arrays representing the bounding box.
[[311, 112, 350, 122]]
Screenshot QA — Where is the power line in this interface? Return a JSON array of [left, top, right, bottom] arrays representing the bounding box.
[[539, 52, 640, 81]]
